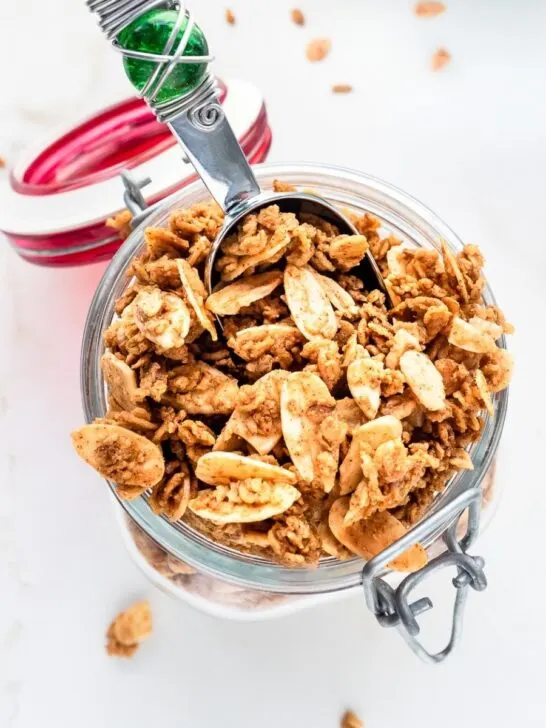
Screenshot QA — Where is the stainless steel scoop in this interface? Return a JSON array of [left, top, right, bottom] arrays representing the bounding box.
[[87, 0, 388, 298]]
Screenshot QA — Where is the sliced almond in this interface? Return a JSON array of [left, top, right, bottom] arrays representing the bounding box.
[[342, 333, 367, 367], [344, 452, 379, 525], [280, 371, 336, 484], [449, 448, 474, 470], [448, 316, 497, 354], [339, 436, 365, 495], [206, 270, 283, 315], [176, 259, 217, 341], [329, 496, 428, 572], [213, 418, 246, 452], [358, 415, 403, 450], [311, 270, 359, 314], [133, 288, 191, 350], [219, 231, 293, 281], [317, 520, 352, 559], [385, 328, 420, 370], [195, 451, 296, 486], [189, 481, 300, 523], [230, 370, 289, 454], [101, 351, 142, 410], [475, 369, 494, 415], [284, 264, 338, 340], [441, 241, 468, 302], [71, 423, 164, 487], [229, 427, 280, 460], [339, 416, 403, 495], [468, 316, 503, 341], [347, 358, 384, 418], [386, 244, 409, 276], [400, 350, 446, 411]]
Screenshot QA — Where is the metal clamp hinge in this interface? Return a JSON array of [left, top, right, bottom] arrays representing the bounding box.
[[119, 163, 191, 231], [361, 487, 487, 664]]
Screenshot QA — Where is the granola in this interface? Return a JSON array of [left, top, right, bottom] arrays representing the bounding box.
[[72, 185, 513, 571], [341, 710, 363, 728], [106, 209, 133, 241], [106, 601, 152, 658]]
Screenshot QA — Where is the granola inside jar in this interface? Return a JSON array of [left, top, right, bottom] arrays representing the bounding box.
[[79, 163, 509, 616]]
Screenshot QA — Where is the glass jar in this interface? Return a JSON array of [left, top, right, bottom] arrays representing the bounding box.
[[81, 162, 507, 622]]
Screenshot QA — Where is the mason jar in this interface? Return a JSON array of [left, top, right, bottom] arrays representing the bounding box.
[[80, 162, 508, 648]]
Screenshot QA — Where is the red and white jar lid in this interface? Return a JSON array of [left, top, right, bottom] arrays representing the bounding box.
[[0, 79, 272, 267]]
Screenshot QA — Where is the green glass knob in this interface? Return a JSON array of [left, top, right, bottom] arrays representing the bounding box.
[[118, 8, 209, 104]]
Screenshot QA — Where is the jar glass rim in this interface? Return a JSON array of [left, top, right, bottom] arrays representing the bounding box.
[[80, 161, 508, 594]]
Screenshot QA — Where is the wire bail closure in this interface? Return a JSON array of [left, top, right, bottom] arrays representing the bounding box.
[[361, 487, 487, 664]]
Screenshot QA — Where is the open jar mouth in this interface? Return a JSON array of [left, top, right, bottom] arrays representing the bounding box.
[[80, 161, 508, 595]]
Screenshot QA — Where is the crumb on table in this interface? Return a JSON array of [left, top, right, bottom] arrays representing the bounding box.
[[225, 8, 236, 25], [106, 600, 152, 658], [306, 38, 331, 62], [341, 710, 363, 728], [431, 47, 451, 71], [414, 1, 446, 17], [332, 84, 353, 94], [291, 8, 305, 25]]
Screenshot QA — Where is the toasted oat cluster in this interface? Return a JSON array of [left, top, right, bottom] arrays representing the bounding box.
[[106, 600, 152, 657], [72, 181, 513, 571], [341, 711, 364, 728]]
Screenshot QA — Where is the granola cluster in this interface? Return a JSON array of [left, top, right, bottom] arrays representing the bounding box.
[[106, 600, 152, 657], [72, 182, 513, 571]]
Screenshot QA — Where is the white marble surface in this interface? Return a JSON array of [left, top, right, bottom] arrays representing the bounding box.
[[1, 1, 546, 726]]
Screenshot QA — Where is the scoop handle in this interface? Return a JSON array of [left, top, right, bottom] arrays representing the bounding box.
[[168, 92, 261, 214], [87, 0, 261, 213]]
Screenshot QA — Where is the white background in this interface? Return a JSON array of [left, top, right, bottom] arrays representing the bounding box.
[[1, 1, 546, 726]]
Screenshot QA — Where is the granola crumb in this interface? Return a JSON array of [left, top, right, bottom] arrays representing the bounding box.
[[291, 8, 305, 25], [332, 84, 353, 94], [306, 38, 331, 62], [106, 600, 152, 658], [431, 47, 451, 71], [415, 2, 446, 17], [341, 710, 363, 728], [225, 8, 235, 25], [106, 209, 133, 241], [0, 157, 5, 169]]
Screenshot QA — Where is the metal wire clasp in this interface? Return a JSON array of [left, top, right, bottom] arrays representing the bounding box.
[[120, 169, 188, 229], [361, 487, 487, 664]]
